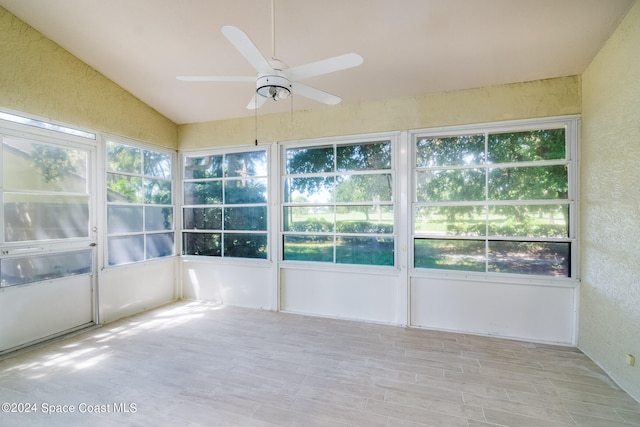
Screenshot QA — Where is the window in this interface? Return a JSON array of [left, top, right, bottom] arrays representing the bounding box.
[[106, 139, 174, 266], [282, 139, 395, 266], [182, 149, 268, 259], [1, 135, 93, 287], [1, 251, 92, 287], [412, 118, 577, 277], [0, 111, 96, 140]]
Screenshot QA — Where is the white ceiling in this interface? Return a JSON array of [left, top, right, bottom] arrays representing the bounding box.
[[1, 0, 635, 124]]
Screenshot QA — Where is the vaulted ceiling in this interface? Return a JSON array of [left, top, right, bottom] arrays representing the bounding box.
[[0, 0, 635, 124]]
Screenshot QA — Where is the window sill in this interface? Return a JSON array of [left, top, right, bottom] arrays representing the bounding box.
[[409, 268, 580, 288], [180, 254, 271, 268], [279, 260, 400, 276]]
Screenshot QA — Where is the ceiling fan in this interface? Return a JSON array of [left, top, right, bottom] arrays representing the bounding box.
[[177, 1, 363, 110]]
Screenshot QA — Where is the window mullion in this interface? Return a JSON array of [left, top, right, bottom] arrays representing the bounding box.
[[412, 117, 576, 278], [282, 137, 395, 266], [484, 131, 490, 273], [106, 139, 175, 266], [183, 150, 268, 260]]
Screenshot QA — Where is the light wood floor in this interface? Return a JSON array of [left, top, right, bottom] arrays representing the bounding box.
[[1, 301, 639, 427]]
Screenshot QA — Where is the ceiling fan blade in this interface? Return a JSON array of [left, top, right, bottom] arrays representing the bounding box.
[[292, 83, 341, 105], [246, 94, 268, 110], [177, 75, 254, 82], [285, 53, 363, 81], [221, 25, 273, 73]]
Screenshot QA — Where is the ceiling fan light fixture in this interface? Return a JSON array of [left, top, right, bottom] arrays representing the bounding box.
[[256, 74, 291, 100], [178, 25, 361, 109]]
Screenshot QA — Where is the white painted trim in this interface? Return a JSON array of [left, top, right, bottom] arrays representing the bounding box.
[[409, 115, 580, 283], [269, 142, 281, 311], [397, 131, 410, 326], [102, 134, 178, 270], [409, 115, 581, 137]]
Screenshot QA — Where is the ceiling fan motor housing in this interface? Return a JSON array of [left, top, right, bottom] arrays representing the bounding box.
[[256, 74, 291, 100]]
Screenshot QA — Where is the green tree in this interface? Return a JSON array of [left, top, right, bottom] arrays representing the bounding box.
[[487, 129, 568, 235], [284, 142, 394, 265], [286, 141, 392, 223], [417, 129, 568, 237], [30, 145, 81, 183], [184, 151, 268, 259]]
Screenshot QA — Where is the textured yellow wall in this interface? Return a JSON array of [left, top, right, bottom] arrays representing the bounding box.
[[178, 76, 581, 150], [0, 7, 177, 149], [580, 1, 640, 401]]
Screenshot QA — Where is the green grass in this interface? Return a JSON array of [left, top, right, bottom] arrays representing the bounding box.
[[284, 241, 394, 266]]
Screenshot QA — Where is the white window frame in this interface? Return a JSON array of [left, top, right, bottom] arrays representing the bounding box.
[[279, 132, 400, 270], [181, 145, 271, 263], [409, 115, 580, 282], [0, 109, 98, 287], [104, 135, 177, 267]]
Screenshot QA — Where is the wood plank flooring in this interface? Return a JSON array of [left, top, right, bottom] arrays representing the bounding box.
[[1, 301, 639, 426]]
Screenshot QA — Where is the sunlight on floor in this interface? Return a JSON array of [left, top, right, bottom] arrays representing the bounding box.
[[1, 301, 225, 380]]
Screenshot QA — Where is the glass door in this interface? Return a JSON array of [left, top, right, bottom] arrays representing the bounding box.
[[0, 132, 97, 353]]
